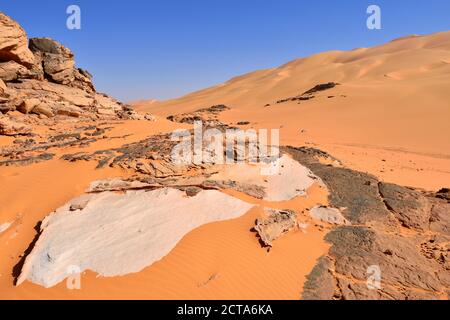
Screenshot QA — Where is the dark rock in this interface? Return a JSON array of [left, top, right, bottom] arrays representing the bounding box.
[[436, 188, 450, 202], [379, 183, 432, 230], [302, 256, 336, 300], [322, 226, 444, 299], [302, 82, 340, 95]]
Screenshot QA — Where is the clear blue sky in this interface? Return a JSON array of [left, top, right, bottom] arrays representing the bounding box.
[[1, 0, 449, 102]]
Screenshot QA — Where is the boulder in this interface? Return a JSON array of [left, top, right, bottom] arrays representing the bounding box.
[[0, 61, 30, 81], [0, 13, 35, 68], [54, 104, 83, 118], [0, 15, 134, 121], [17, 98, 40, 114], [254, 209, 297, 247], [29, 38, 75, 85], [0, 116, 31, 136], [97, 108, 116, 116], [32, 102, 54, 117]]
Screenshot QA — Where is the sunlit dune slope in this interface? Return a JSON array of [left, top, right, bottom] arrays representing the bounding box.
[[135, 31, 450, 190]]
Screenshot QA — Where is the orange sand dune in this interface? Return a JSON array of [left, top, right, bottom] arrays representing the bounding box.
[[2, 31, 450, 300], [0, 120, 329, 300], [135, 31, 450, 190]]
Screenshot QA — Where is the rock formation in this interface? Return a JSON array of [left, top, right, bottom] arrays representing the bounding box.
[[0, 13, 35, 67], [284, 147, 450, 300], [0, 12, 143, 134], [309, 206, 351, 226], [0, 116, 31, 136], [254, 209, 298, 247], [167, 104, 230, 127]]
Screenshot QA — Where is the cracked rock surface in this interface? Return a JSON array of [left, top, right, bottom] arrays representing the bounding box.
[[284, 147, 450, 300]]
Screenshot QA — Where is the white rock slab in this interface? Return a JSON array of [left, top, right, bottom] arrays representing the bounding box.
[[17, 188, 254, 288], [210, 155, 321, 201], [310, 206, 351, 226]]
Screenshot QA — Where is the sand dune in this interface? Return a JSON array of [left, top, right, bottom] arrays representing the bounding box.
[[135, 31, 450, 190], [1, 14, 449, 300]]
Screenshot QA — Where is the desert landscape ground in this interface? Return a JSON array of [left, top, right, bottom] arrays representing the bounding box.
[[0, 11, 449, 300]]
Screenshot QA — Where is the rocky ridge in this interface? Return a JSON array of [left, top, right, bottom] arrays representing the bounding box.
[[285, 147, 450, 300], [0, 13, 145, 136]]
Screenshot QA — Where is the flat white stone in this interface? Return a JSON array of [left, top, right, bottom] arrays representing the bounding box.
[[210, 155, 321, 201], [17, 188, 254, 288]]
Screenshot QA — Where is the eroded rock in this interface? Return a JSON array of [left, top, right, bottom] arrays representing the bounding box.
[[254, 209, 297, 247], [379, 182, 432, 230], [0, 116, 31, 136], [0, 15, 139, 124]]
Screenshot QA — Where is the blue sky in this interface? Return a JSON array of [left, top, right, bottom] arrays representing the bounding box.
[[1, 0, 449, 101]]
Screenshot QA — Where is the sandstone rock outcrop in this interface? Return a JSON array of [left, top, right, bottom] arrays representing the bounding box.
[[0, 13, 35, 67], [0, 116, 31, 136], [0, 13, 142, 128]]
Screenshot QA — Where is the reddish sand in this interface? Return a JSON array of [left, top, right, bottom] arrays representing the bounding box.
[[2, 31, 449, 299], [135, 31, 450, 191], [0, 120, 329, 300]]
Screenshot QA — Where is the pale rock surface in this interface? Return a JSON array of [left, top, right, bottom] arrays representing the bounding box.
[[54, 104, 83, 118], [17, 188, 254, 288], [31, 103, 53, 118], [0, 61, 30, 81], [309, 206, 351, 225], [0, 79, 5, 93], [17, 98, 40, 114], [210, 155, 322, 201]]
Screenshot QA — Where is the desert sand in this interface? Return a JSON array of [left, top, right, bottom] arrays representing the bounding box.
[[135, 31, 450, 191], [1, 11, 449, 300]]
